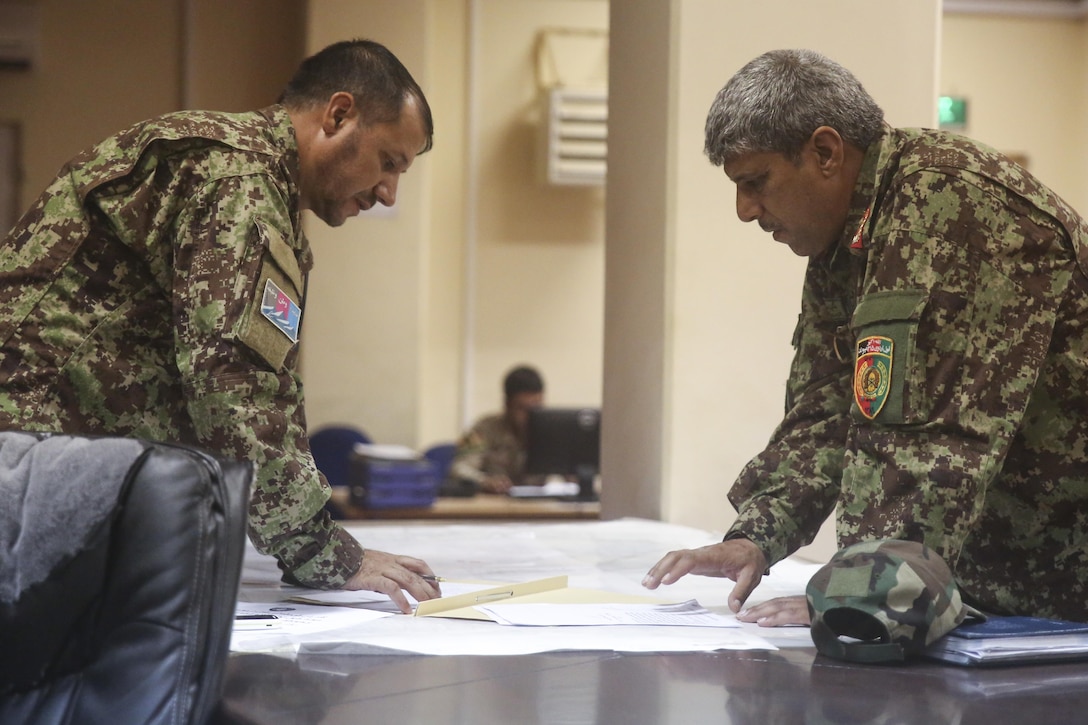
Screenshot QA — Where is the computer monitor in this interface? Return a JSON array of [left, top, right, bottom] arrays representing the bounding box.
[[524, 407, 601, 501]]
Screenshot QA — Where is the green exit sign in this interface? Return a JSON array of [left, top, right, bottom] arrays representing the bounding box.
[[939, 96, 967, 129]]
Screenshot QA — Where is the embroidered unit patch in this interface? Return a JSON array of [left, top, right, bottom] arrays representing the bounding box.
[[260, 278, 301, 343], [851, 206, 872, 250], [854, 335, 893, 419]]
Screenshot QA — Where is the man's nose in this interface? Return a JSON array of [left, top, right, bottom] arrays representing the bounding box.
[[376, 174, 400, 207], [736, 190, 759, 223]]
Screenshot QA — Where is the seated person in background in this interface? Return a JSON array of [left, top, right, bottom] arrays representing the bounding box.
[[642, 49, 1088, 625], [448, 365, 547, 494]]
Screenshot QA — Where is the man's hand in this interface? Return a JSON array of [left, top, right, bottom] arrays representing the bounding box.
[[736, 595, 811, 627], [342, 549, 441, 614], [641, 539, 767, 613], [478, 474, 513, 493]]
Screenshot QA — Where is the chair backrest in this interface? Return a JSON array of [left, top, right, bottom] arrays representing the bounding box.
[[0, 432, 252, 725], [423, 442, 458, 483], [309, 425, 372, 487]]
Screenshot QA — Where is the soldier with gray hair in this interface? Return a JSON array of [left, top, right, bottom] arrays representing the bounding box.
[[0, 39, 440, 614], [643, 49, 1088, 624]]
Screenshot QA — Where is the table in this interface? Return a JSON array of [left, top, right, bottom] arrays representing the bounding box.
[[215, 647, 1088, 724], [219, 519, 1088, 724], [328, 486, 600, 520]]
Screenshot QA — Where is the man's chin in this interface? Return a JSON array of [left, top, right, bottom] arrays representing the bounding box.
[[312, 207, 352, 228], [787, 239, 836, 258], [775, 235, 808, 257]]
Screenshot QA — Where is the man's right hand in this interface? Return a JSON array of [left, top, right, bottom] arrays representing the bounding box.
[[641, 538, 768, 613], [478, 474, 513, 493]]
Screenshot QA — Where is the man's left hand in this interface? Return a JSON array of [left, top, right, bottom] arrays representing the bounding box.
[[736, 595, 811, 627]]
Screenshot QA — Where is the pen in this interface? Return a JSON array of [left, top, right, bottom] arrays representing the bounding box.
[[421, 574, 446, 583], [235, 614, 277, 620]]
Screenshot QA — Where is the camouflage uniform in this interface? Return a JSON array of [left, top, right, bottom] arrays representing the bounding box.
[[725, 126, 1088, 621], [0, 106, 362, 588], [449, 413, 545, 487]]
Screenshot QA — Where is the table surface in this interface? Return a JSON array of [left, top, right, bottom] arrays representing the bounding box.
[[214, 646, 1088, 725], [220, 519, 1088, 725]]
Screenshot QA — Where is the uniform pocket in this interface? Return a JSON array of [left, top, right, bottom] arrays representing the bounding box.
[[849, 290, 927, 424], [236, 220, 304, 372]]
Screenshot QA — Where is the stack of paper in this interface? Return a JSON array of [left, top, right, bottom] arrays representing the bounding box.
[[925, 615, 1088, 666], [478, 599, 738, 628], [290, 575, 738, 628]]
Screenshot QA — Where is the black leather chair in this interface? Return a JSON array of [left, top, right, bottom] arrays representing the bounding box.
[[0, 432, 252, 725]]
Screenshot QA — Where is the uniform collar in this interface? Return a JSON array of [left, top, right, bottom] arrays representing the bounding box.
[[840, 124, 896, 257], [257, 105, 302, 193], [257, 105, 312, 272]]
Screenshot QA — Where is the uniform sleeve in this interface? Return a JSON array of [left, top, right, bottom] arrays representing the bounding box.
[[449, 421, 489, 484], [170, 175, 362, 588], [723, 250, 855, 566], [835, 169, 1071, 568]]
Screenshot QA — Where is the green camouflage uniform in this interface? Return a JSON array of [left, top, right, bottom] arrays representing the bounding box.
[[726, 126, 1088, 621], [449, 413, 544, 486], [0, 106, 362, 588]]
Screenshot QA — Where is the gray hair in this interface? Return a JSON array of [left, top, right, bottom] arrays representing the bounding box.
[[704, 49, 884, 166]]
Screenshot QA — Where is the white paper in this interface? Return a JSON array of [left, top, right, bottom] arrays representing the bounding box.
[[477, 599, 741, 627], [353, 442, 419, 460], [232, 601, 392, 637], [231, 519, 820, 656], [508, 480, 580, 498], [282, 616, 779, 656]]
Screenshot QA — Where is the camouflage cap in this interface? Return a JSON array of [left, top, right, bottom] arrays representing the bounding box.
[[806, 539, 980, 663]]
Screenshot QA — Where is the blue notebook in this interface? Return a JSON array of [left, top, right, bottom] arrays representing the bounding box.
[[947, 616, 1088, 639], [926, 615, 1088, 666]]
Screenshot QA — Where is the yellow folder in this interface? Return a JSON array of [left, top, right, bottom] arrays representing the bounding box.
[[414, 575, 676, 621]]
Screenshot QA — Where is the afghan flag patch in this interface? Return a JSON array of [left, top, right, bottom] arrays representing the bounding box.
[[260, 278, 301, 343], [854, 336, 893, 420]]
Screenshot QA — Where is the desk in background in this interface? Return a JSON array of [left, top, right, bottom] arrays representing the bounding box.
[[328, 486, 600, 521]]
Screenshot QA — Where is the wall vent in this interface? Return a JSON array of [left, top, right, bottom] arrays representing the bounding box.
[[0, 5, 41, 71], [541, 88, 607, 186]]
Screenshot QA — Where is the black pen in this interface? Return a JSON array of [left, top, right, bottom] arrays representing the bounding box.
[[235, 614, 277, 620], [421, 574, 446, 583]]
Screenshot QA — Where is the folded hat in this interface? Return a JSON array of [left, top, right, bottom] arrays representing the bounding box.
[[806, 539, 980, 663]]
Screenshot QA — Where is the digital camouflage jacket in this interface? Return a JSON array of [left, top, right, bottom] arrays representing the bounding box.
[[449, 413, 545, 487], [0, 106, 363, 588], [726, 126, 1088, 621]]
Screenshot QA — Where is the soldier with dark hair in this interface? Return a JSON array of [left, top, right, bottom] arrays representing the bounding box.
[[0, 39, 439, 613], [449, 365, 547, 494], [643, 49, 1088, 624]]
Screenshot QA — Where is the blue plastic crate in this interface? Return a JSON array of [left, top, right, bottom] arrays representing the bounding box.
[[348, 456, 438, 509]]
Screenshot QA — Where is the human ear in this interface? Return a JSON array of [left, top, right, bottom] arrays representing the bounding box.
[[321, 92, 356, 135], [809, 126, 845, 176]]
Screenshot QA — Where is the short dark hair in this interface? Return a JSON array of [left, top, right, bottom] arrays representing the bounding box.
[[279, 38, 434, 153], [504, 365, 544, 400]]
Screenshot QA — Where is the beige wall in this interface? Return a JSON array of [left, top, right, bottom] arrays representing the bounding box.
[[300, 1, 435, 446], [941, 12, 1088, 212], [466, 1, 607, 420], [0, 0, 304, 213]]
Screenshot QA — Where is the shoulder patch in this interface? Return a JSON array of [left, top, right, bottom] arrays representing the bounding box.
[[259, 278, 301, 343], [854, 336, 893, 420]]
